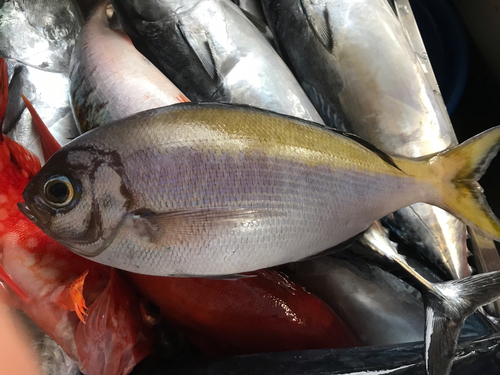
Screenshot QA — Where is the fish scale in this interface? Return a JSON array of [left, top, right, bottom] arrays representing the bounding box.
[[21, 103, 500, 278], [261, 0, 471, 280]]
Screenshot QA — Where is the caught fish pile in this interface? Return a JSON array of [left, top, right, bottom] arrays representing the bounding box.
[[1, 0, 500, 375]]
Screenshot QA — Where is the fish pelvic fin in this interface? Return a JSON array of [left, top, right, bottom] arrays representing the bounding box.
[[428, 125, 500, 241], [423, 270, 500, 375]]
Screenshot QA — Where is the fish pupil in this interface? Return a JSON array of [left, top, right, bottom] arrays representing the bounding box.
[[48, 182, 69, 202]]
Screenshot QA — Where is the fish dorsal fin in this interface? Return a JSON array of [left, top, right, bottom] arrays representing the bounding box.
[[130, 207, 282, 244], [341, 132, 403, 172], [300, 0, 334, 51], [177, 22, 218, 80]]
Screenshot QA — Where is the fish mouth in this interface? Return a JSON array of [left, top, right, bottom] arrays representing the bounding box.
[[17, 201, 51, 226]]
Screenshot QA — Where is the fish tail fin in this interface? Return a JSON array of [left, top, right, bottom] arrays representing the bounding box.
[[429, 125, 500, 241], [422, 271, 500, 375]]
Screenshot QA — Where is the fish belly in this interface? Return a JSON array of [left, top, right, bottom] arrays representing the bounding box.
[[93, 150, 422, 276]]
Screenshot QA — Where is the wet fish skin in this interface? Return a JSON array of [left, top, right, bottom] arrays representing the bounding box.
[[287, 254, 426, 345], [18, 103, 500, 276], [0, 132, 155, 375], [70, 2, 188, 132], [0, 0, 82, 72], [285, 252, 493, 346], [111, 0, 323, 123], [261, 0, 470, 280], [0, 0, 82, 162], [129, 333, 500, 375], [13, 310, 80, 375], [2, 64, 33, 134], [128, 268, 360, 355], [4, 60, 79, 162]]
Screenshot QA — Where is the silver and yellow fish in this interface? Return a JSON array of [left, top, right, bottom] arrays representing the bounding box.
[[18, 103, 500, 276]]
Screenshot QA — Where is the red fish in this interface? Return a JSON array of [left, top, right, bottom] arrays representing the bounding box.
[[128, 270, 360, 355], [0, 130, 154, 374]]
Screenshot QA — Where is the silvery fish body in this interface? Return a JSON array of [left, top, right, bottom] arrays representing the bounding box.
[[70, 3, 188, 132], [111, 0, 323, 123], [286, 253, 494, 346], [261, 0, 470, 279], [0, 0, 82, 162], [14, 310, 80, 375], [18, 103, 500, 277], [287, 254, 426, 345]]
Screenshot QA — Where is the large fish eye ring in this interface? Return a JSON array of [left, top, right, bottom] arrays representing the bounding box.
[[43, 175, 74, 208]]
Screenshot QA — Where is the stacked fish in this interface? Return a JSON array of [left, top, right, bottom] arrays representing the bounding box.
[[1, 1, 500, 375]]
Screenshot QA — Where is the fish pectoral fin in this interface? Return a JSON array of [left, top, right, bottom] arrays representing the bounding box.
[[300, 0, 334, 51], [55, 270, 89, 324], [299, 230, 367, 261], [238, 8, 272, 37], [131, 207, 275, 243], [177, 22, 218, 80], [0, 263, 29, 302]]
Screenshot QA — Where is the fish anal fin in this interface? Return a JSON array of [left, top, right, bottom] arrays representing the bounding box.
[[300, 0, 334, 51], [177, 22, 218, 80], [0, 263, 28, 302], [56, 270, 89, 323]]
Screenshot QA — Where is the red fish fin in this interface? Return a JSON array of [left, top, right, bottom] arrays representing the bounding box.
[[76, 269, 154, 375], [176, 94, 190, 103], [21, 94, 62, 160], [0, 264, 28, 302], [0, 58, 8, 126], [56, 270, 89, 324]]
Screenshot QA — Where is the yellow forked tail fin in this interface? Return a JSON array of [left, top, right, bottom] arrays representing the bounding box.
[[430, 125, 500, 241]]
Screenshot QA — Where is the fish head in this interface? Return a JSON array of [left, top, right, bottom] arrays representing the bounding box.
[[18, 146, 131, 258]]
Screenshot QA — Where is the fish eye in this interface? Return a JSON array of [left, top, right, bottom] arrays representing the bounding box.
[[43, 175, 74, 208]]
